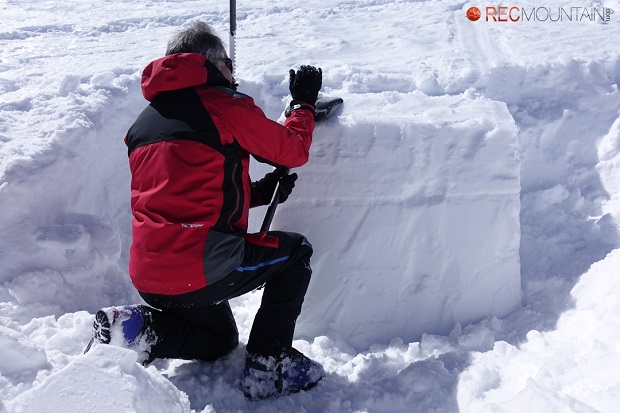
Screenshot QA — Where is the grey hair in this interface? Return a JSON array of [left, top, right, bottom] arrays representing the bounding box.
[[165, 21, 227, 58]]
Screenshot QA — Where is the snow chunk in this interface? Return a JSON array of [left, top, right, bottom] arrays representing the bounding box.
[[597, 116, 620, 221], [0, 325, 50, 379], [7, 345, 191, 413], [284, 91, 522, 350]]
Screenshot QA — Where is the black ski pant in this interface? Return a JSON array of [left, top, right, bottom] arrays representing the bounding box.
[[138, 231, 313, 361]]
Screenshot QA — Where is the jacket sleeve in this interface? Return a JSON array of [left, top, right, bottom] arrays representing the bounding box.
[[204, 89, 315, 168]]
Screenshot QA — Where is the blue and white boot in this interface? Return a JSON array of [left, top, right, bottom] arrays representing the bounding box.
[[84, 305, 156, 364], [241, 348, 325, 399]]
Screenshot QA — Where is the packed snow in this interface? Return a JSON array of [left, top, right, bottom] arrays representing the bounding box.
[[1, 0, 620, 412], [293, 91, 522, 348]]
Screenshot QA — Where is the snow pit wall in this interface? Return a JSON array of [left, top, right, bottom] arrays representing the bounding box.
[[274, 92, 522, 350], [2, 68, 521, 350]]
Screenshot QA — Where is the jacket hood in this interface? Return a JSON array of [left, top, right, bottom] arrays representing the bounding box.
[[141, 53, 209, 101]]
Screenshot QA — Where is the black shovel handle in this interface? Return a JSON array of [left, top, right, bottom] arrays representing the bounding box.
[[259, 167, 290, 233]]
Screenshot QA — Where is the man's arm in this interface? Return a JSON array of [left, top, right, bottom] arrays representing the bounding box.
[[202, 66, 322, 168]]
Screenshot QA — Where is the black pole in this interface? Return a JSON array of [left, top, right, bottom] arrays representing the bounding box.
[[229, 0, 236, 65], [259, 168, 290, 233]]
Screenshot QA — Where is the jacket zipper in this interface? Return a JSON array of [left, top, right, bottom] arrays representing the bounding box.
[[228, 163, 241, 226]]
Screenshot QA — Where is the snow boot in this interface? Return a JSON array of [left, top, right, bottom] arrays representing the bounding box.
[[241, 348, 325, 399], [84, 305, 156, 364]]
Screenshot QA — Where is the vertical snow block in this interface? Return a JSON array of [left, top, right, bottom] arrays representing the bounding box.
[[279, 92, 522, 350]]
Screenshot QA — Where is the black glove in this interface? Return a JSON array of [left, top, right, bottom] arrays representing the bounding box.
[[277, 173, 297, 203], [250, 169, 298, 207], [289, 65, 322, 107]]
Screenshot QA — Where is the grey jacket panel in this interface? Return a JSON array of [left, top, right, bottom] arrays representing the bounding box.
[[203, 228, 245, 285]]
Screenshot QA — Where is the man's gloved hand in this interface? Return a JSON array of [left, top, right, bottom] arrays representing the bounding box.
[[250, 168, 298, 207], [289, 65, 322, 107], [277, 172, 298, 203]]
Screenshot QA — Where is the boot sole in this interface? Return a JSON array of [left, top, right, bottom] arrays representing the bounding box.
[[83, 309, 113, 354], [93, 309, 112, 344]]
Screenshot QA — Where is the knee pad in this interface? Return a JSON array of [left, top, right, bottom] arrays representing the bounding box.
[[298, 235, 313, 261]]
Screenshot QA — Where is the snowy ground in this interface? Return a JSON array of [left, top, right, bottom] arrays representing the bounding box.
[[1, 0, 620, 412]]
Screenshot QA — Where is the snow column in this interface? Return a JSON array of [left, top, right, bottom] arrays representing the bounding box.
[[275, 91, 522, 350]]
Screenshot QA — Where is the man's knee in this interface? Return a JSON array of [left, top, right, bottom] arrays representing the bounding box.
[[274, 231, 312, 253], [294, 233, 313, 263]]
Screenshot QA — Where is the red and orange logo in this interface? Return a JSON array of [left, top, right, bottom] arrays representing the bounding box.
[[467, 5, 610, 22], [466, 7, 482, 21]]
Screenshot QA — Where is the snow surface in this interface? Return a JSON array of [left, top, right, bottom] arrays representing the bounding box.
[[1, 0, 620, 412]]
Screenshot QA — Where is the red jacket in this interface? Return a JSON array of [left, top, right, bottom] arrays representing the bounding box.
[[126, 53, 314, 295]]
